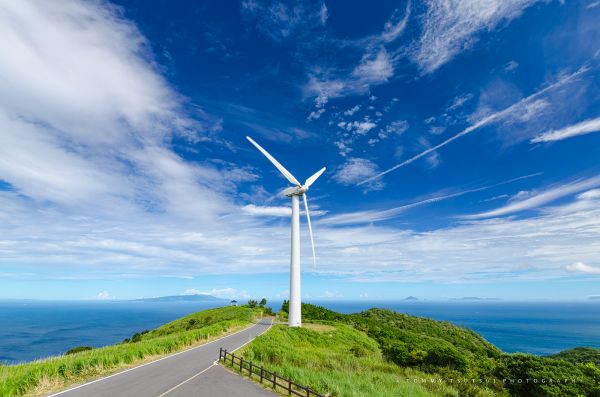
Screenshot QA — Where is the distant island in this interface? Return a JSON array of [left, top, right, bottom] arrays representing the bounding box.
[[450, 297, 502, 301], [588, 296, 600, 300], [132, 294, 226, 302], [403, 296, 419, 301]]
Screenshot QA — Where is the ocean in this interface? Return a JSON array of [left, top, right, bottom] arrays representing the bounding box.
[[1, 300, 599, 364]]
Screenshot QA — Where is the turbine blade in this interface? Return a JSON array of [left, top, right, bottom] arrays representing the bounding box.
[[303, 194, 317, 269], [304, 167, 326, 189], [246, 136, 301, 186]]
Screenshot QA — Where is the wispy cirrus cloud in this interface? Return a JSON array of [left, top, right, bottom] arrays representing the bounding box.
[[359, 66, 590, 186], [531, 116, 600, 143], [322, 173, 542, 226], [413, 0, 540, 73], [305, 48, 394, 107], [241, 0, 327, 42], [464, 175, 600, 219]]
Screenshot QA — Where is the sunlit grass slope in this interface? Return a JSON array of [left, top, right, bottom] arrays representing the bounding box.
[[238, 303, 600, 397], [238, 323, 459, 397], [0, 306, 258, 397]]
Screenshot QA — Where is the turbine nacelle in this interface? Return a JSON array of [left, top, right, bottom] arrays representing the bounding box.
[[282, 186, 307, 197]]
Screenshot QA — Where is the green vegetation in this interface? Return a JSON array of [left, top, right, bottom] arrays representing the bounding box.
[[235, 302, 600, 397], [239, 323, 457, 397], [0, 306, 258, 397], [246, 297, 274, 315], [64, 347, 93, 355], [550, 347, 600, 367]]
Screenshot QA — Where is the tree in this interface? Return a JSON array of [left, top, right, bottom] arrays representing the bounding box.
[[247, 299, 257, 308], [259, 298, 267, 307]]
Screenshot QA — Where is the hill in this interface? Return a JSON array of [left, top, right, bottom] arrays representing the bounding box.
[[132, 294, 225, 302], [239, 302, 600, 397], [550, 346, 600, 366], [0, 306, 260, 397]]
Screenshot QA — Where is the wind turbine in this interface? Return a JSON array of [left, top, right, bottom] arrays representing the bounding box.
[[246, 136, 325, 327]]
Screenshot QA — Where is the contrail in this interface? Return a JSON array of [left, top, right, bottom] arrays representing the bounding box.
[[358, 66, 590, 186], [322, 172, 543, 226]]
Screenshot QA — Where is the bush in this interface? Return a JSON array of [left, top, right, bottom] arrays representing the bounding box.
[[65, 346, 93, 355]]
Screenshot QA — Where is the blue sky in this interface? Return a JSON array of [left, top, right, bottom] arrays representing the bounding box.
[[1, 0, 600, 301]]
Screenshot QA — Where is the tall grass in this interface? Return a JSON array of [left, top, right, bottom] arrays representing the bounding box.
[[237, 324, 460, 397], [0, 306, 257, 397]]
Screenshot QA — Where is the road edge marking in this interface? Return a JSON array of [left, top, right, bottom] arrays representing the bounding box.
[[156, 363, 217, 397], [46, 321, 265, 397], [158, 319, 273, 397]]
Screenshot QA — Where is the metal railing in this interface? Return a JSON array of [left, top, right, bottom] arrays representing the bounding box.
[[218, 348, 325, 397]]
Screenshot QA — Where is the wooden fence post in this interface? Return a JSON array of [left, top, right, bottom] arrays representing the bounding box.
[[231, 352, 235, 366], [260, 367, 264, 383], [288, 380, 292, 395], [249, 361, 253, 377], [239, 357, 243, 372], [273, 373, 277, 389]]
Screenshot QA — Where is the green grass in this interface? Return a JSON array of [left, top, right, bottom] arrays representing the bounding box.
[[0, 306, 258, 397], [236, 323, 460, 397], [549, 347, 600, 367], [236, 303, 600, 397]]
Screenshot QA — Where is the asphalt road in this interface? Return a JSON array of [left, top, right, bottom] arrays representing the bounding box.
[[48, 319, 274, 397]]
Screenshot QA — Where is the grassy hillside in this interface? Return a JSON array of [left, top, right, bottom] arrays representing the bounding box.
[[239, 323, 458, 397], [0, 306, 258, 397], [236, 302, 600, 397], [549, 347, 600, 367]]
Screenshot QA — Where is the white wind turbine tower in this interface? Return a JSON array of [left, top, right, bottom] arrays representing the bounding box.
[[246, 136, 325, 327]]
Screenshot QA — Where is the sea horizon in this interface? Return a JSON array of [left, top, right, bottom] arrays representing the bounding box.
[[2, 299, 599, 365]]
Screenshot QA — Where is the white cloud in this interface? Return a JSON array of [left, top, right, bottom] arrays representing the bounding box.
[[359, 67, 589, 186], [578, 189, 600, 200], [322, 290, 343, 298], [429, 126, 446, 135], [305, 49, 393, 107], [379, 120, 409, 140], [505, 60, 519, 71], [352, 49, 394, 84], [506, 99, 550, 124], [242, 204, 291, 217], [531, 116, 600, 143], [564, 262, 600, 275], [319, 2, 328, 25], [587, 1, 600, 9], [337, 120, 377, 134], [95, 291, 111, 300], [447, 93, 474, 111], [307, 108, 326, 121], [413, 0, 539, 73], [334, 158, 384, 191], [343, 105, 361, 116], [322, 173, 541, 226], [381, 1, 411, 42], [241, 0, 326, 42], [194, 288, 250, 299], [465, 175, 600, 219]]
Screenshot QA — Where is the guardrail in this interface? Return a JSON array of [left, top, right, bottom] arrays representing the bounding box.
[[218, 348, 325, 397]]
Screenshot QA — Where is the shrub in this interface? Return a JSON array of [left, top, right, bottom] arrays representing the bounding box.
[[65, 346, 93, 355]]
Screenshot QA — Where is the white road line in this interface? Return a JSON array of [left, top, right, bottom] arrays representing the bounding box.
[[158, 320, 273, 397], [231, 321, 272, 353], [46, 321, 265, 397], [156, 364, 217, 397]]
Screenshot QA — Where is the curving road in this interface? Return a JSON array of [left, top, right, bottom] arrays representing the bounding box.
[[47, 319, 274, 397]]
